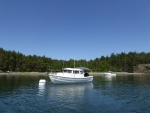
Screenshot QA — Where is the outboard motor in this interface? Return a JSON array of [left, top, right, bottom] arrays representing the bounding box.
[[84, 73, 89, 77]]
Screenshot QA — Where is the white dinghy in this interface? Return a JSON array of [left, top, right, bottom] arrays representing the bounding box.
[[103, 72, 116, 77]]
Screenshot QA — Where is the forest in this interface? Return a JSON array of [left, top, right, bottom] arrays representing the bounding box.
[[0, 48, 150, 73]]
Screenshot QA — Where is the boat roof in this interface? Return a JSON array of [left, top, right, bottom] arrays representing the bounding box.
[[63, 68, 83, 71], [63, 67, 91, 71]]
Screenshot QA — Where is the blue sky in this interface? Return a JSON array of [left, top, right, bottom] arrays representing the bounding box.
[[0, 0, 150, 60]]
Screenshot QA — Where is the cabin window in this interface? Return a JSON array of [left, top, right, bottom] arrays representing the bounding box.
[[63, 70, 68, 73], [80, 71, 84, 74], [73, 71, 79, 74], [68, 70, 72, 73]]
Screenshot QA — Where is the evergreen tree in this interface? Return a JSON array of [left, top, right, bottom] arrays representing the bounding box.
[[0, 48, 150, 73]]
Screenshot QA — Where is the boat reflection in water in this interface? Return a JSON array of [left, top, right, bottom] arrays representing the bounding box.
[[104, 75, 116, 81], [48, 82, 93, 94], [38, 83, 46, 96], [47, 83, 93, 104], [37, 82, 94, 112]]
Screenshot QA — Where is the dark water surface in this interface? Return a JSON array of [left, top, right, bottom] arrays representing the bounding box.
[[0, 74, 150, 113]]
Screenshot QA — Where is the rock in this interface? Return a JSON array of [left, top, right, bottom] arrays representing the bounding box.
[[134, 64, 150, 73]]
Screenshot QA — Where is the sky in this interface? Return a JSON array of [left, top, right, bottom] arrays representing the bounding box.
[[0, 0, 150, 60]]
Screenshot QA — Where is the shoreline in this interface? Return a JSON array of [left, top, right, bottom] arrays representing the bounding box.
[[0, 72, 47, 76], [90, 72, 149, 76], [0, 72, 149, 76]]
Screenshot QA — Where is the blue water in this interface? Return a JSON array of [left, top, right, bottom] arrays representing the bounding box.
[[0, 74, 150, 113]]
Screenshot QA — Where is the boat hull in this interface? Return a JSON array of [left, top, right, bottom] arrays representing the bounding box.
[[49, 74, 93, 84]]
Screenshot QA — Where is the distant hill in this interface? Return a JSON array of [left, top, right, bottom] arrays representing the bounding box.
[[134, 64, 150, 73]]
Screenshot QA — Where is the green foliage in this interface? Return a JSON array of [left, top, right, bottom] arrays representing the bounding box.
[[0, 48, 150, 72]]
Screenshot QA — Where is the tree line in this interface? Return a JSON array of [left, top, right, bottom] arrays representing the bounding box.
[[0, 48, 150, 72]]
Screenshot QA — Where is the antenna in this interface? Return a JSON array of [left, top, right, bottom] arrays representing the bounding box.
[[62, 56, 64, 69], [74, 54, 75, 68]]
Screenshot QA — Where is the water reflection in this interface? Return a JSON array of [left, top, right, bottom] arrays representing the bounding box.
[[0, 74, 150, 113], [38, 84, 46, 96], [133, 74, 150, 85], [47, 83, 93, 102], [104, 76, 116, 81], [0, 74, 48, 96], [48, 83, 93, 95]]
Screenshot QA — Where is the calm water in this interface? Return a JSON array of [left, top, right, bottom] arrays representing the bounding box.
[[0, 74, 150, 113]]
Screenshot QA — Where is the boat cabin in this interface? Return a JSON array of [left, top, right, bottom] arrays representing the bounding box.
[[60, 68, 89, 77], [62, 68, 84, 74]]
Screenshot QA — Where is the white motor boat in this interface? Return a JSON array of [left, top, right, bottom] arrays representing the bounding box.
[[103, 72, 116, 77], [48, 67, 93, 84]]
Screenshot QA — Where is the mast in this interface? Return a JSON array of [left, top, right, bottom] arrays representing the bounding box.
[[74, 54, 75, 68], [62, 60, 64, 69], [62, 56, 64, 69]]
